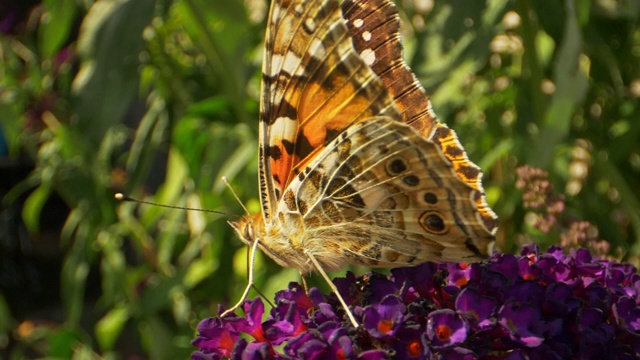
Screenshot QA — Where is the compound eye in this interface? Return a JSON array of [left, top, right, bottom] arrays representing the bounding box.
[[244, 224, 254, 241]]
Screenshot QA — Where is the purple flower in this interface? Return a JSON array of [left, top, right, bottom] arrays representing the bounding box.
[[192, 244, 640, 358], [325, 326, 356, 358], [363, 295, 405, 338], [367, 273, 401, 304], [455, 287, 497, 329], [426, 309, 468, 348], [498, 301, 545, 347], [283, 328, 327, 358], [231, 339, 272, 359], [391, 262, 437, 299], [273, 282, 318, 316], [192, 317, 239, 359], [489, 253, 520, 282], [332, 272, 361, 306], [613, 296, 640, 332], [393, 325, 430, 359], [444, 263, 473, 288], [236, 299, 267, 342], [312, 302, 341, 324], [578, 307, 614, 344], [357, 350, 390, 359], [283, 322, 370, 359], [264, 300, 308, 345], [543, 282, 581, 316], [436, 347, 477, 360]]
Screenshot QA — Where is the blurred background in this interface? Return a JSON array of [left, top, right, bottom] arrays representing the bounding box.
[[1, 0, 639, 358]]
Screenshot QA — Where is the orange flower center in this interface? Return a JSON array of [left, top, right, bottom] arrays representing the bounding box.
[[436, 325, 452, 341], [252, 328, 266, 342], [456, 277, 469, 287], [523, 273, 535, 280], [378, 319, 394, 334], [221, 332, 235, 352], [408, 339, 422, 357]]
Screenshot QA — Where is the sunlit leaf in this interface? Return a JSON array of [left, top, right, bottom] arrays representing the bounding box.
[[39, 0, 78, 58], [22, 185, 51, 232], [95, 307, 130, 351]]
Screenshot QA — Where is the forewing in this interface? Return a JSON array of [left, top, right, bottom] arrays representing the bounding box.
[[341, 0, 437, 137], [341, 0, 498, 235], [259, 0, 402, 222]]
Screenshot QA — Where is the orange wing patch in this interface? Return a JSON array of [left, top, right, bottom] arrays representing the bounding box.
[[261, 0, 401, 206], [431, 124, 498, 233]]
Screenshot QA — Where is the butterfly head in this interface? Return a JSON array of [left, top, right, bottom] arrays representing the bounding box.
[[229, 214, 299, 270], [228, 214, 261, 247]]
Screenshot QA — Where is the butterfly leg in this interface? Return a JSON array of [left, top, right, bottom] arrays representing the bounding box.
[[299, 271, 310, 294], [304, 250, 359, 328], [220, 237, 261, 317]]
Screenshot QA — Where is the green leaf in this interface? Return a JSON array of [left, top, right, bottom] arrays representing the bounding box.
[[532, 0, 589, 167], [73, 0, 155, 145], [22, 185, 52, 233], [139, 269, 189, 317], [97, 230, 126, 305], [95, 306, 130, 351], [183, 258, 216, 288], [185, 97, 233, 118], [125, 93, 169, 187], [139, 316, 186, 359], [61, 222, 91, 325], [39, 0, 78, 57], [48, 327, 82, 358]]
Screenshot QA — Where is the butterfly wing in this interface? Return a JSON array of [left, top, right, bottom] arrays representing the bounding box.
[[342, 0, 498, 235], [259, 0, 402, 222], [254, 0, 496, 271], [342, 0, 437, 137], [277, 116, 494, 269]]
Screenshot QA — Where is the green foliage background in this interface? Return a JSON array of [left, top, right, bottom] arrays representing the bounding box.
[[0, 0, 639, 358]]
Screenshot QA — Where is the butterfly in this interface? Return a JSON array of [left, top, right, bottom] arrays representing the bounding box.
[[223, 0, 498, 327]]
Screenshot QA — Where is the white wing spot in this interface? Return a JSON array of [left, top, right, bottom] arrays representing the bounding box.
[[271, 117, 298, 141], [294, 4, 303, 15], [269, 54, 284, 77], [272, 84, 283, 106], [304, 18, 316, 33], [360, 48, 376, 66], [427, 105, 437, 120], [362, 31, 372, 42], [271, 3, 281, 23], [282, 51, 304, 75], [354, 19, 364, 28], [283, 51, 304, 76], [309, 38, 326, 59]]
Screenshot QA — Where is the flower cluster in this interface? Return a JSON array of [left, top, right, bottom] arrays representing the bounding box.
[[515, 165, 566, 233], [192, 244, 640, 359], [515, 165, 612, 258]]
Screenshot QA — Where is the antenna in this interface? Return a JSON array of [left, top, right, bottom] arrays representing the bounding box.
[[114, 193, 235, 217], [221, 176, 250, 215]]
